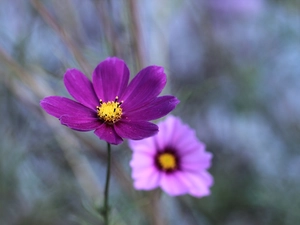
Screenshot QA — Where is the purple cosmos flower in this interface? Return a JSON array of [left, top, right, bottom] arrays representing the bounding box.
[[40, 57, 179, 145], [129, 115, 213, 197]]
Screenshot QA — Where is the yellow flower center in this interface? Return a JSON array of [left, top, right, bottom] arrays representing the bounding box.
[[96, 96, 123, 124], [158, 152, 177, 171]]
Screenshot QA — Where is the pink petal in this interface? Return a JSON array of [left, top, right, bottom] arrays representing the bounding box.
[[181, 151, 212, 168], [159, 173, 189, 196], [92, 57, 129, 102], [123, 96, 179, 121], [170, 117, 201, 150], [120, 66, 167, 111], [182, 171, 213, 197], [40, 96, 95, 118], [175, 137, 205, 155], [128, 138, 156, 155], [159, 116, 207, 158], [131, 166, 161, 190], [181, 160, 212, 172], [198, 171, 214, 187], [114, 120, 158, 140], [130, 151, 154, 168], [154, 115, 179, 150], [94, 124, 123, 145], [64, 69, 99, 109]]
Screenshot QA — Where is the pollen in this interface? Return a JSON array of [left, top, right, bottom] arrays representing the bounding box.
[[96, 96, 123, 124], [158, 152, 177, 171]]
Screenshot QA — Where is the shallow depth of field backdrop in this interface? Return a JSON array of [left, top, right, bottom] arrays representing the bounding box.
[[1, 0, 300, 225]]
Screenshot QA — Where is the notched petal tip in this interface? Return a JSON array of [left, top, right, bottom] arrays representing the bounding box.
[[63, 68, 99, 109], [40, 96, 97, 121], [120, 65, 168, 110], [40, 96, 66, 118], [173, 97, 180, 105], [103, 56, 126, 63], [94, 124, 124, 145], [92, 57, 130, 101], [40, 98, 47, 107]]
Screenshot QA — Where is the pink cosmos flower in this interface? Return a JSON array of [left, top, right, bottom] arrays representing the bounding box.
[[129, 115, 213, 197], [40, 57, 179, 145]]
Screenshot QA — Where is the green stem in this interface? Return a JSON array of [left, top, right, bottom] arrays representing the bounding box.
[[103, 142, 111, 225]]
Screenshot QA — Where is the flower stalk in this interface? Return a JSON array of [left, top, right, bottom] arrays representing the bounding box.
[[101, 142, 112, 225]]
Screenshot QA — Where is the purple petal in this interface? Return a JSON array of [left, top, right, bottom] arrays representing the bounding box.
[[120, 66, 167, 111], [92, 57, 130, 101], [159, 173, 189, 196], [60, 115, 102, 131], [114, 120, 158, 140], [123, 96, 179, 121], [131, 166, 161, 190], [40, 96, 96, 118], [64, 69, 99, 109], [94, 124, 123, 145]]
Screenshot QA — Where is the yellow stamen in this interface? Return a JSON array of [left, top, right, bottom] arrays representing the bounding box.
[[158, 153, 177, 170], [96, 96, 123, 124]]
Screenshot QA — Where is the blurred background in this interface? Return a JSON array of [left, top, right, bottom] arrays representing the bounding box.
[[0, 0, 300, 224]]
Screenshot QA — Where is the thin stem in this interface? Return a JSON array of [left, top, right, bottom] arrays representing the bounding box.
[[128, 0, 145, 70], [103, 142, 111, 225], [31, 0, 90, 75]]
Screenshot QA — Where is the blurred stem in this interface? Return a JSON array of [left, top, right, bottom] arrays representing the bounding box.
[[102, 142, 112, 225], [128, 0, 144, 70], [31, 0, 90, 75], [95, 0, 119, 56], [149, 190, 165, 225]]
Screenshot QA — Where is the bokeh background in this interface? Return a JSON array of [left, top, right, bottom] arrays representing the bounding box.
[[1, 0, 300, 224]]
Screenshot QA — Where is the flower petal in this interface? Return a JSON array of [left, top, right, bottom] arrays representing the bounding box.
[[130, 151, 154, 169], [120, 66, 167, 111], [183, 171, 213, 197], [181, 151, 213, 171], [114, 120, 158, 140], [175, 135, 205, 155], [129, 138, 157, 155], [40, 96, 95, 118], [127, 115, 214, 197], [131, 166, 161, 190], [60, 115, 102, 131], [168, 116, 200, 149], [64, 69, 99, 109], [123, 96, 179, 121], [155, 115, 183, 150], [159, 173, 189, 196], [92, 57, 130, 101], [156, 116, 207, 157], [94, 124, 123, 145]]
